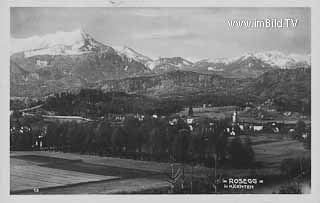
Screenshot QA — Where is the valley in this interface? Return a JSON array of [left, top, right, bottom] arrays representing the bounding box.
[[10, 28, 311, 194]]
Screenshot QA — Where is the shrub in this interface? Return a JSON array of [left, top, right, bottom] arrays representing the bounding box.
[[280, 157, 311, 178], [228, 137, 255, 168], [278, 182, 302, 194]]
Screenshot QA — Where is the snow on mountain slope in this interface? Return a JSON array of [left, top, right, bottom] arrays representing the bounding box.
[[115, 46, 194, 72], [254, 51, 291, 67], [116, 46, 153, 65], [150, 57, 193, 73], [204, 56, 239, 65], [11, 28, 310, 73], [203, 51, 310, 69], [11, 29, 111, 57], [290, 53, 311, 65]]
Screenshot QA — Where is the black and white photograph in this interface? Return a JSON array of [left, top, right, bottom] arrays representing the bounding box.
[[8, 6, 312, 195]]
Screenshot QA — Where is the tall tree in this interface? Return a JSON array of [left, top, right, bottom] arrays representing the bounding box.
[[294, 120, 306, 140], [111, 127, 127, 154], [123, 116, 140, 153], [188, 106, 194, 116]]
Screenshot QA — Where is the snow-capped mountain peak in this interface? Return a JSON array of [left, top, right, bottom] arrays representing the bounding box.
[[11, 28, 110, 57], [251, 50, 310, 68], [204, 55, 240, 65], [204, 50, 310, 69]]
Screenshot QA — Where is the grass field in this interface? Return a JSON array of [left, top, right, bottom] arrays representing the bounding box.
[[10, 151, 171, 194], [10, 133, 310, 194], [178, 106, 237, 119], [250, 134, 310, 169], [10, 158, 119, 193]]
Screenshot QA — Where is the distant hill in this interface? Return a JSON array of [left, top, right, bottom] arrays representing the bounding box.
[[148, 57, 193, 73], [247, 68, 310, 98], [97, 70, 249, 98], [42, 90, 184, 117], [246, 68, 311, 113], [11, 68, 311, 116]]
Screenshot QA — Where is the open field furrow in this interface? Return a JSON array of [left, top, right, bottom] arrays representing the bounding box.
[[11, 166, 116, 180], [10, 157, 120, 193]]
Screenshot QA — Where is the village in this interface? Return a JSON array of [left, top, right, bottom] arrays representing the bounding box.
[[10, 99, 311, 151], [11, 102, 310, 146]]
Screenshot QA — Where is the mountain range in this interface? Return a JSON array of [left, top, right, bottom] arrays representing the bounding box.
[[10, 29, 311, 98]]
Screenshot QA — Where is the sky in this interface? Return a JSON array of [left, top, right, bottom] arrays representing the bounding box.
[[11, 7, 310, 61]]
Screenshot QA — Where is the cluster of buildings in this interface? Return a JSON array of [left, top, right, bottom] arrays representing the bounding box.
[[10, 103, 311, 152]]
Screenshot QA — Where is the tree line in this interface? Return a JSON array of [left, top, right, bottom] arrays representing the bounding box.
[[10, 115, 255, 169], [43, 89, 184, 118]]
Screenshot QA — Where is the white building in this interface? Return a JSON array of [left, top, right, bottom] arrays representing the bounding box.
[[36, 60, 48, 67], [253, 125, 263, 131], [187, 118, 194, 125]]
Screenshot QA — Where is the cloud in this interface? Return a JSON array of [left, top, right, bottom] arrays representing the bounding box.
[[11, 7, 310, 60], [132, 29, 192, 40], [131, 9, 167, 17]]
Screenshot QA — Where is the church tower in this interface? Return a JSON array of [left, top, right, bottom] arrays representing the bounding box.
[[232, 110, 237, 123]]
